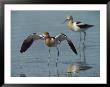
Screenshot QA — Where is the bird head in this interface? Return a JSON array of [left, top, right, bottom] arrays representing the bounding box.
[[43, 32, 50, 38], [62, 15, 73, 24], [66, 15, 73, 20]]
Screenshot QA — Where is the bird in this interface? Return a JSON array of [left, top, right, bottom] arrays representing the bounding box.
[[63, 16, 94, 31], [20, 32, 78, 76], [63, 15, 94, 63], [20, 32, 77, 54], [63, 15, 94, 41]]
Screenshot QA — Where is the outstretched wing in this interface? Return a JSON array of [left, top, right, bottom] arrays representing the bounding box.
[[20, 33, 44, 53], [55, 33, 77, 55]]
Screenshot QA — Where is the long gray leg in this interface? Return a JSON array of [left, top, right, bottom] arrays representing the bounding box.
[[79, 32, 82, 60], [82, 42, 86, 63], [56, 47, 59, 67], [48, 49, 51, 67], [56, 47, 59, 77], [80, 32, 81, 42], [83, 32, 86, 63], [48, 48, 51, 76], [84, 31, 86, 42]]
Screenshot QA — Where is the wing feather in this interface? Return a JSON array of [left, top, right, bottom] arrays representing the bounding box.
[[20, 33, 44, 53], [76, 22, 94, 28], [66, 38, 77, 55], [55, 33, 77, 55]]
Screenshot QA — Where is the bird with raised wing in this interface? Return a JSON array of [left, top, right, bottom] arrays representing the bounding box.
[[20, 32, 77, 54], [20, 32, 77, 76]]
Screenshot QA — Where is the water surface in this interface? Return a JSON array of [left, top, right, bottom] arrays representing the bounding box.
[[11, 11, 100, 77]]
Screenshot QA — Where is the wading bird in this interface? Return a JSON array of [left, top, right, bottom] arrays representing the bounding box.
[[63, 15, 94, 63], [20, 32, 77, 76]]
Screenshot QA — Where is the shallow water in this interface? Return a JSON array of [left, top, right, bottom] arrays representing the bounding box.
[[11, 11, 100, 77]]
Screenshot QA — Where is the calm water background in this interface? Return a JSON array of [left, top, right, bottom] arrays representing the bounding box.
[[11, 11, 100, 77]]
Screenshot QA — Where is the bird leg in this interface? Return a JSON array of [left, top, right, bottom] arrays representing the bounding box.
[[79, 31, 86, 63], [82, 43, 86, 64], [48, 48, 51, 76], [84, 31, 86, 41], [82, 32, 86, 63], [56, 47, 59, 77], [56, 47, 59, 67], [48, 49, 51, 66], [80, 32, 81, 42], [79, 32, 82, 60]]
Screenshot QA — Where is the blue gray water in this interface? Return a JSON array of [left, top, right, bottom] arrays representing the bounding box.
[[11, 11, 100, 77]]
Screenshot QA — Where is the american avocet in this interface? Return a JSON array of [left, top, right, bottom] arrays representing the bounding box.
[[20, 32, 77, 76], [63, 15, 94, 34], [63, 15, 94, 63], [20, 32, 77, 55]]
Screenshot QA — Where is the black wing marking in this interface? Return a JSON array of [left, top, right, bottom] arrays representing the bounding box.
[[20, 33, 44, 53], [20, 36, 34, 53], [66, 38, 77, 55], [78, 24, 94, 28], [76, 22, 94, 28], [55, 33, 77, 55]]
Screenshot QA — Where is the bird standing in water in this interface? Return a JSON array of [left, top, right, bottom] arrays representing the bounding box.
[[63, 15, 94, 63], [20, 32, 77, 76]]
